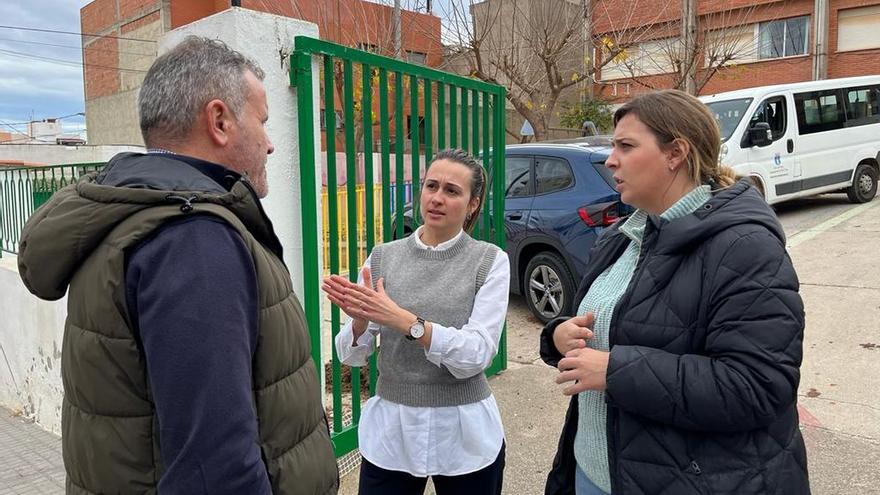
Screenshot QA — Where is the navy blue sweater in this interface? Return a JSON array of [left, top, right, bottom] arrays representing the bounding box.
[[124, 155, 272, 494]]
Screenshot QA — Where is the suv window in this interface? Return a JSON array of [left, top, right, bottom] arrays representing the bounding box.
[[505, 156, 533, 198], [535, 157, 574, 194], [590, 157, 615, 188]]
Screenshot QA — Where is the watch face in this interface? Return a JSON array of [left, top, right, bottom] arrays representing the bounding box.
[[409, 322, 425, 339]]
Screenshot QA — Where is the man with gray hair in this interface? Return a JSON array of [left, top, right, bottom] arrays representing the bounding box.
[[18, 36, 338, 494]]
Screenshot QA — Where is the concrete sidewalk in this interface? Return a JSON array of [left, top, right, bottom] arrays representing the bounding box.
[[0, 407, 64, 494]]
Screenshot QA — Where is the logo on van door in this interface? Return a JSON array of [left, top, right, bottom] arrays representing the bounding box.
[[773, 153, 782, 167]]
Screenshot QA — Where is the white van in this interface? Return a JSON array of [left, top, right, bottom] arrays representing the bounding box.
[[699, 76, 880, 205]]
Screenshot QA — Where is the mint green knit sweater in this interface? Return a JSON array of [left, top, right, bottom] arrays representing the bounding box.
[[574, 186, 712, 493]]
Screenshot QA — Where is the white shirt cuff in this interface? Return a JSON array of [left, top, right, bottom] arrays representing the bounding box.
[[424, 323, 453, 367], [356, 325, 377, 347]]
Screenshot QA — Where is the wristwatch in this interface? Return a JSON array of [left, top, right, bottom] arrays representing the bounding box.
[[406, 316, 426, 340]]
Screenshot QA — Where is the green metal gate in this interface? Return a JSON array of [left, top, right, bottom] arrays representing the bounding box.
[[291, 36, 507, 458]]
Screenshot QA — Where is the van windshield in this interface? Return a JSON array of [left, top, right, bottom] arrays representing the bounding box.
[[705, 98, 753, 142]]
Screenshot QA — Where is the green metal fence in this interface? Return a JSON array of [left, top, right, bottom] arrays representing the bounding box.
[[0, 163, 103, 257], [291, 36, 507, 458]]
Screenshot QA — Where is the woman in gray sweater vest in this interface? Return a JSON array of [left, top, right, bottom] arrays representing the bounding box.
[[323, 149, 511, 495]]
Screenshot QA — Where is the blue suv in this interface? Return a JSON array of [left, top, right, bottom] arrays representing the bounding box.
[[394, 143, 629, 322]]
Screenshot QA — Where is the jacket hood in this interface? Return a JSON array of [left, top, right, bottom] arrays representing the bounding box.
[[596, 179, 784, 255], [17, 152, 271, 300], [653, 179, 785, 254]]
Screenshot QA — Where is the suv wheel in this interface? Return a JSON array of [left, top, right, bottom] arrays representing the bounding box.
[[524, 252, 575, 323], [846, 163, 878, 204]]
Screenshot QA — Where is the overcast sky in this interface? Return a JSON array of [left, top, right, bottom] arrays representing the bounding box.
[[0, 0, 462, 142], [0, 1, 94, 141]]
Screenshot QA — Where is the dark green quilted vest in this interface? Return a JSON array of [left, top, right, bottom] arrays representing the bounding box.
[[18, 164, 338, 495]]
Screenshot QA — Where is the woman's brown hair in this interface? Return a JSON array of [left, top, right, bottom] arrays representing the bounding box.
[[613, 89, 738, 188], [429, 148, 488, 233]]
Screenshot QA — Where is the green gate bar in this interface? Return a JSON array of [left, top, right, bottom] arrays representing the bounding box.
[[323, 55, 342, 433], [291, 36, 506, 458], [362, 64, 379, 395], [424, 79, 433, 172], [437, 82, 446, 150], [460, 87, 469, 152], [410, 75, 420, 224], [395, 71, 405, 240], [449, 86, 458, 148]]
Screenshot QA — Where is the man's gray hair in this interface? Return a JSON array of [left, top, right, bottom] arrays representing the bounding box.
[[138, 36, 265, 146]]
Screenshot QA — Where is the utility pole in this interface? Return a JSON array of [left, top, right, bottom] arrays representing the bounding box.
[[393, 0, 402, 59], [583, 0, 593, 99], [681, 0, 697, 94], [812, 0, 829, 80]]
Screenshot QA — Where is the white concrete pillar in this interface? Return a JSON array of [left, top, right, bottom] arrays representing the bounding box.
[[159, 8, 322, 298]]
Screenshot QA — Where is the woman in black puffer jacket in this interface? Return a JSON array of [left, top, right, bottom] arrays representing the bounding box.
[[542, 90, 809, 495]]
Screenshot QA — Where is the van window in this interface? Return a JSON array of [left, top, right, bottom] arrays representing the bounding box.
[[705, 98, 752, 141], [747, 96, 787, 141], [844, 85, 880, 127], [795, 89, 846, 134]]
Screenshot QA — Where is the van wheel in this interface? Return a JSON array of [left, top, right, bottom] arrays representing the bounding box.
[[846, 163, 878, 203], [524, 252, 575, 324]]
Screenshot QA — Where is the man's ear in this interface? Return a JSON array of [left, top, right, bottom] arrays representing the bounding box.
[[204, 99, 233, 147]]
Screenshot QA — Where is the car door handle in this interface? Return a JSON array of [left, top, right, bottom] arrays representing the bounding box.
[[507, 212, 523, 220], [787, 139, 794, 153]]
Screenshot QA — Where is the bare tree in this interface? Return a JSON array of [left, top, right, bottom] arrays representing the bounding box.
[[251, 0, 441, 156], [430, 0, 674, 141], [608, 3, 776, 95]]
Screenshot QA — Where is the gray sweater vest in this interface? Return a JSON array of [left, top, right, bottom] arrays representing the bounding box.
[[370, 233, 499, 407]]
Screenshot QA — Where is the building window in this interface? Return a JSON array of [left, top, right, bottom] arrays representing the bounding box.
[[599, 37, 677, 81], [705, 25, 759, 64], [357, 43, 381, 53], [406, 51, 428, 65], [407, 114, 425, 141], [758, 16, 809, 59], [838, 5, 880, 52], [320, 110, 343, 130]]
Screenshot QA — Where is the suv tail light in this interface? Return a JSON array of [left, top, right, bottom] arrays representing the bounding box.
[[578, 202, 620, 227]]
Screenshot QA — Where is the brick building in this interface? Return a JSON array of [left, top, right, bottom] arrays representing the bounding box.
[[592, 0, 880, 101], [79, 0, 442, 146]]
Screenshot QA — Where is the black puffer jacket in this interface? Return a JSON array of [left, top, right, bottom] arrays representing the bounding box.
[[540, 180, 809, 494]]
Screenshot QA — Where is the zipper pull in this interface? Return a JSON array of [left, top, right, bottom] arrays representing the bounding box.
[[165, 194, 199, 213], [690, 460, 702, 475]]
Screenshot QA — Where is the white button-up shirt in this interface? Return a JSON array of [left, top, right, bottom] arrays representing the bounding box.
[[335, 227, 510, 476]]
